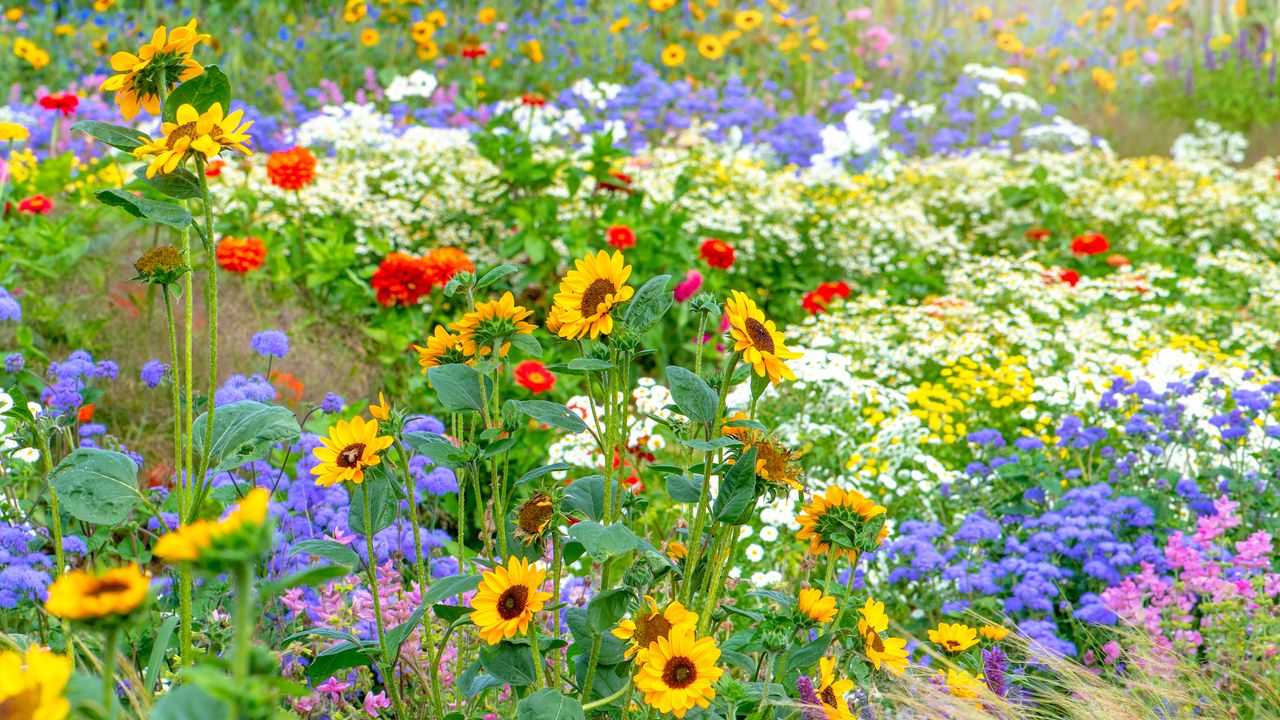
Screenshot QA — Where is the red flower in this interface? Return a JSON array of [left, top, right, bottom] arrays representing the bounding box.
[[271, 370, 305, 403], [266, 146, 317, 191], [606, 225, 636, 250], [520, 92, 546, 107], [16, 195, 52, 215], [1025, 227, 1050, 241], [1070, 232, 1109, 256], [1106, 254, 1131, 267], [370, 252, 435, 307], [204, 159, 226, 177], [424, 247, 474, 286], [699, 238, 735, 269], [514, 360, 556, 394], [1051, 268, 1080, 287], [78, 403, 95, 423], [801, 280, 851, 315], [462, 45, 488, 59], [38, 92, 79, 116], [216, 237, 267, 273], [598, 171, 634, 194]]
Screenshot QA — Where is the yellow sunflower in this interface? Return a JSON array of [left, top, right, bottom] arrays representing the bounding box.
[[412, 324, 468, 372], [814, 657, 855, 720], [795, 486, 889, 561], [449, 291, 537, 357], [550, 250, 635, 340], [512, 493, 554, 545], [99, 21, 209, 120], [0, 646, 71, 720], [368, 391, 390, 421], [856, 597, 888, 636], [471, 556, 552, 644], [44, 564, 149, 622], [153, 488, 271, 563], [697, 34, 725, 59], [863, 629, 910, 676], [743, 435, 803, 492], [944, 668, 983, 699], [797, 587, 837, 624], [665, 541, 688, 560], [724, 290, 801, 385], [634, 628, 722, 718], [311, 417, 394, 487], [734, 9, 764, 30], [929, 622, 979, 654], [612, 595, 699, 660], [979, 623, 1010, 642], [133, 102, 252, 178], [661, 43, 687, 67]]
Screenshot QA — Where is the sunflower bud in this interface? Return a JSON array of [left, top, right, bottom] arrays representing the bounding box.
[[133, 246, 189, 286], [758, 617, 793, 652], [689, 292, 720, 316], [622, 561, 654, 589]]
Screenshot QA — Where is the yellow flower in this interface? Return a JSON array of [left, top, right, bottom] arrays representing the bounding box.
[[132, 102, 253, 178], [742, 434, 803, 491], [477, 6, 497, 24], [0, 122, 29, 142], [550, 250, 635, 340], [697, 34, 725, 60], [368, 391, 390, 421], [734, 9, 764, 31], [427, 10, 447, 26], [634, 628, 722, 718], [513, 493, 554, 545], [609, 16, 632, 33], [797, 587, 837, 624], [54, 23, 76, 36], [100, 20, 209, 120], [343, 0, 367, 22], [661, 43, 687, 67], [311, 417, 394, 487], [416, 39, 440, 61], [814, 657, 855, 720], [360, 28, 380, 46], [413, 324, 467, 372], [810, 37, 828, 52], [613, 595, 699, 660], [856, 597, 888, 636], [995, 31, 1022, 53], [450, 291, 537, 357], [945, 668, 983, 699], [795, 485, 888, 562], [13, 37, 51, 69], [929, 622, 979, 653], [44, 564, 149, 622], [648, 0, 676, 10], [1091, 67, 1116, 93], [411, 20, 436, 43], [5, 7, 22, 21], [93, 0, 116, 10], [0, 646, 71, 720], [725, 290, 801, 385], [524, 39, 544, 63], [863, 629, 909, 675], [153, 488, 271, 563], [979, 623, 1009, 642], [665, 541, 688, 560], [471, 557, 552, 644], [971, 5, 993, 21]]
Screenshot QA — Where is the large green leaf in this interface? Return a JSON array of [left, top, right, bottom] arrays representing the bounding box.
[[134, 165, 202, 200], [96, 189, 193, 230], [347, 469, 397, 536], [151, 685, 229, 720], [306, 641, 374, 685], [289, 539, 361, 568], [402, 431, 468, 468], [506, 400, 588, 433], [162, 65, 231, 123], [70, 120, 150, 152], [562, 475, 604, 521], [623, 274, 672, 334], [664, 366, 718, 426], [713, 447, 758, 525], [49, 448, 144, 525], [423, 574, 481, 605], [479, 641, 538, 687], [567, 521, 641, 563], [427, 364, 491, 413], [518, 689, 586, 720], [193, 401, 300, 475]]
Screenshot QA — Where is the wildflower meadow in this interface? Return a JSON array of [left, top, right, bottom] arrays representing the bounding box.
[[3, 1, 1280, 719]]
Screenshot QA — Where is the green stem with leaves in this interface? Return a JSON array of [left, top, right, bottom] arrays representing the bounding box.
[[36, 430, 72, 664], [230, 562, 254, 720], [393, 437, 444, 716], [362, 486, 408, 720]]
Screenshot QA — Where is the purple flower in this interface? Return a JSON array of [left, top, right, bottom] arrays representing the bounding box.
[[982, 646, 1009, 698], [320, 392, 344, 413], [140, 360, 167, 389], [3, 353, 22, 373], [250, 330, 290, 358], [796, 675, 827, 720], [0, 288, 20, 322]]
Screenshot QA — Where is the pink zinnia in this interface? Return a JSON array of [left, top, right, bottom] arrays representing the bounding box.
[[673, 269, 703, 303]]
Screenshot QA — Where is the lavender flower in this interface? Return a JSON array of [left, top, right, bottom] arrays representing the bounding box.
[[140, 360, 167, 388], [0, 287, 20, 322], [250, 330, 290, 358], [320, 392, 344, 413], [3, 353, 22, 373], [982, 646, 1009, 698], [796, 676, 827, 720]]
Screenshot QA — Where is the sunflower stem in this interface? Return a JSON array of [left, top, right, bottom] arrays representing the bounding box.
[[230, 561, 254, 720], [362, 485, 408, 720], [36, 430, 72, 667], [681, 352, 740, 607], [192, 156, 219, 503], [393, 437, 444, 716], [582, 679, 632, 711], [829, 555, 861, 631], [101, 627, 119, 717]]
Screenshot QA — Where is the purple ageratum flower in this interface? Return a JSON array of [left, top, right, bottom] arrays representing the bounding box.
[[140, 360, 167, 389], [982, 646, 1009, 698], [403, 414, 446, 435], [967, 428, 1005, 447], [320, 392, 344, 413], [214, 374, 277, 407], [4, 353, 22, 373], [250, 330, 290, 359], [0, 287, 20, 322], [95, 360, 119, 380], [796, 675, 827, 720], [1013, 436, 1043, 451]]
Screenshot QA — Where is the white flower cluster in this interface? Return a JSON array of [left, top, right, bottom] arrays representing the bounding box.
[[1170, 119, 1248, 167], [385, 70, 440, 103]]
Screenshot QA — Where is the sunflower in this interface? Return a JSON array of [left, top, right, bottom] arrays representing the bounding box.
[[797, 587, 837, 624], [979, 623, 1010, 642], [634, 628, 722, 718], [153, 488, 271, 563], [413, 325, 468, 372], [743, 435, 803, 492], [734, 9, 764, 30], [512, 493, 554, 545], [944, 668, 983, 699], [696, 34, 725, 59], [471, 557, 552, 644], [44, 564, 148, 623], [612, 595, 699, 660], [311, 416, 394, 487], [665, 541, 688, 560], [550, 250, 635, 340], [795, 486, 889, 562], [929, 622, 979, 654], [661, 43, 686, 67], [100, 21, 209, 119], [368, 391, 390, 421], [863, 629, 910, 676], [133, 103, 252, 178], [814, 657, 855, 720], [856, 597, 888, 636], [0, 645, 71, 720], [449, 291, 537, 357], [724, 291, 801, 385]]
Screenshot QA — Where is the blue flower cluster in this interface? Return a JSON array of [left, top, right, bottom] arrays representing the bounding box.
[[41, 349, 116, 418], [214, 374, 277, 407], [0, 522, 86, 610]]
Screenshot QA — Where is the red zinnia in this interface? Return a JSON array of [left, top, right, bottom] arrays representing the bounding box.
[[1070, 232, 1109, 256], [204, 159, 226, 177], [1051, 268, 1080, 287], [606, 225, 636, 250], [38, 92, 79, 116], [16, 195, 52, 215], [1025, 227, 1050, 241], [371, 252, 434, 307], [78, 403, 95, 423], [520, 92, 546, 107], [216, 237, 267, 273], [266, 146, 317, 191], [514, 360, 556, 394], [801, 280, 851, 315], [424, 246, 474, 286], [462, 45, 488, 59], [699, 238, 735, 269]]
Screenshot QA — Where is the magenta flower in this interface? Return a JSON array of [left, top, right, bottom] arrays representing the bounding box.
[[673, 269, 703, 303], [316, 677, 350, 697], [363, 691, 391, 717]]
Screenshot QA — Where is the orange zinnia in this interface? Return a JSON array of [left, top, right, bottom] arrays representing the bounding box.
[[266, 146, 317, 191], [216, 237, 267, 273]]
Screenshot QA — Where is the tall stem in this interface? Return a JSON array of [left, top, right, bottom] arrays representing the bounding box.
[[36, 431, 72, 664], [101, 628, 119, 717], [192, 158, 219, 495], [162, 289, 184, 514], [363, 486, 407, 719], [393, 437, 443, 716], [230, 562, 254, 720]]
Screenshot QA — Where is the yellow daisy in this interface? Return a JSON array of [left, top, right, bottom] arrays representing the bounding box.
[[979, 623, 1010, 642], [132, 102, 253, 178], [661, 43, 687, 67], [311, 417, 394, 487], [945, 668, 983, 699], [550, 250, 635, 340], [368, 391, 390, 421], [0, 122, 30, 142], [44, 564, 149, 622], [724, 290, 801, 385], [797, 587, 837, 624], [0, 646, 71, 720], [864, 629, 910, 676], [471, 557, 552, 644], [697, 34, 725, 60], [612, 595, 699, 660], [153, 488, 271, 563], [929, 622, 980, 654], [814, 657, 855, 720], [634, 628, 722, 718], [99, 21, 209, 120]]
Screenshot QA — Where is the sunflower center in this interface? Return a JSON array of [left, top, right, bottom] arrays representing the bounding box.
[[497, 585, 529, 620], [744, 318, 775, 353], [580, 278, 618, 317], [166, 121, 201, 147], [820, 686, 838, 708], [0, 684, 41, 720], [756, 442, 789, 479], [86, 579, 133, 598], [943, 639, 962, 651], [516, 496, 554, 537], [633, 612, 674, 648], [661, 656, 697, 689], [337, 443, 366, 468]]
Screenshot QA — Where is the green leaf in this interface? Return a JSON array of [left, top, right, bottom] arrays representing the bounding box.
[[49, 448, 145, 525], [479, 641, 537, 687], [163, 65, 232, 123], [476, 264, 519, 288], [306, 641, 374, 685], [506, 400, 589, 433], [562, 475, 604, 521], [586, 588, 632, 634], [347, 469, 397, 536], [386, 603, 430, 655], [518, 689, 586, 720], [193, 401, 301, 475], [459, 660, 505, 698], [403, 431, 468, 468], [422, 573, 481, 606], [428, 364, 491, 413], [623, 274, 672, 334], [681, 436, 739, 452], [509, 332, 543, 358], [665, 474, 702, 503], [664, 366, 718, 426], [778, 633, 831, 678], [70, 120, 150, 152], [433, 604, 473, 623], [151, 685, 229, 720], [514, 463, 571, 487], [144, 615, 179, 691], [96, 189, 194, 230], [289, 539, 361, 568], [712, 447, 758, 525], [567, 521, 642, 563], [134, 165, 202, 200], [566, 357, 612, 371]]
